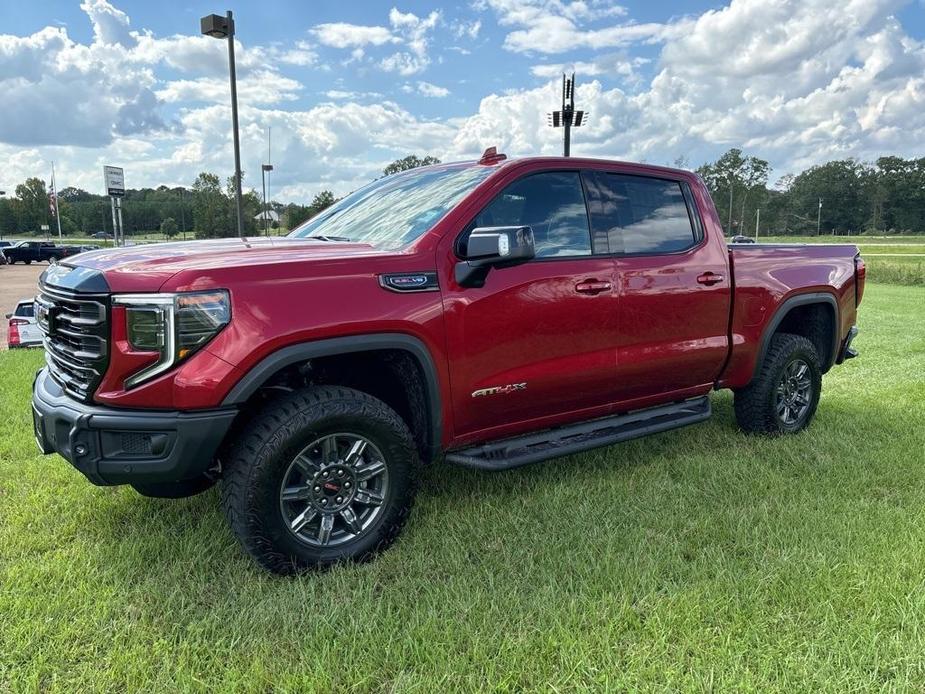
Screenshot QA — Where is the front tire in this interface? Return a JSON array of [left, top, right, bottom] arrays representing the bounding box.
[[734, 333, 822, 434], [221, 386, 420, 574]]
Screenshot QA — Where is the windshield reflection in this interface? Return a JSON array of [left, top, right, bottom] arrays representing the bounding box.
[[289, 164, 494, 250]]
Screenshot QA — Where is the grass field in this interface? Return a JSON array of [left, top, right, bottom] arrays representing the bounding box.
[[2, 283, 925, 691]]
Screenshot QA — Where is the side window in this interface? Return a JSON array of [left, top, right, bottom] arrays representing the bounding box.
[[595, 174, 697, 255], [469, 172, 592, 258]]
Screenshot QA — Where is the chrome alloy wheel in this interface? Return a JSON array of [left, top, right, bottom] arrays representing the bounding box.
[[279, 433, 389, 547], [775, 358, 813, 426]]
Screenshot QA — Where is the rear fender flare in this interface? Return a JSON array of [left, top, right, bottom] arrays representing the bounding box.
[[750, 292, 839, 383]]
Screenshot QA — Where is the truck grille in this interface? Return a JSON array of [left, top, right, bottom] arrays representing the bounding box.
[[36, 283, 109, 402]]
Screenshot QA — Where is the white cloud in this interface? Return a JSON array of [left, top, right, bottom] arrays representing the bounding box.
[[401, 81, 450, 97], [79, 0, 134, 47], [310, 22, 396, 48], [416, 81, 451, 98], [477, 0, 661, 54]]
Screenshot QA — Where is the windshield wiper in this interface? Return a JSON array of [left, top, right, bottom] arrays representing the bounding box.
[[306, 235, 352, 242]]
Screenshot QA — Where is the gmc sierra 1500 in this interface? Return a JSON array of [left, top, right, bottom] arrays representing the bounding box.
[[32, 150, 863, 573]]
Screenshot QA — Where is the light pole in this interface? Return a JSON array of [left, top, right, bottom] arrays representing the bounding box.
[[817, 197, 822, 236], [201, 11, 245, 240], [261, 164, 273, 236], [0, 190, 6, 241]]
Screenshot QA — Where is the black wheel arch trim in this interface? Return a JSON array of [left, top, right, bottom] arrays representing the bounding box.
[[221, 333, 443, 461], [750, 291, 840, 383]]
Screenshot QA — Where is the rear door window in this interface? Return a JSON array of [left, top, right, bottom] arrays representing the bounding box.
[[593, 174, 697, 255]]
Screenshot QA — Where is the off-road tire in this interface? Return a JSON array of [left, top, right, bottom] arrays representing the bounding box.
[[131, 475, 217, 499], [734, 332, 822, 434], [221, 386, 420, 574]]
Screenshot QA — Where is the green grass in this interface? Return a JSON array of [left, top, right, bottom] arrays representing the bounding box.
[[2, 284, 925, 691]]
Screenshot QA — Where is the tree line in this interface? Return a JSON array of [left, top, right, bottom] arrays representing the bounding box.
[[696, 150, 925, 236], [4, 151, 919, 240], [0, 155, 441, 240]]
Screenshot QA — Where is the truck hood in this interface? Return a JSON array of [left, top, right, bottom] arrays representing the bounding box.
[[66, 237, 383, 292]]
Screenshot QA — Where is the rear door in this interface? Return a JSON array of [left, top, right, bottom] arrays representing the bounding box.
[[441, 170, 619, 440], [586, 171, 730, 402]]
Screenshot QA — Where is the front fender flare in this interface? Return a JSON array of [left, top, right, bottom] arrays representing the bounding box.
[[221, 333, 442, 460]]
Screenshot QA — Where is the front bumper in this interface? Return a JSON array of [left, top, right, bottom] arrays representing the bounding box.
[[32, 368, 237, 486]]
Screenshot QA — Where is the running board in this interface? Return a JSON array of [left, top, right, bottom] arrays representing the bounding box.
[[445, 396, 711, 471]]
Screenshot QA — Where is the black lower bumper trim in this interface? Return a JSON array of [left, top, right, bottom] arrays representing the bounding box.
[[32, 368, 237, 486]]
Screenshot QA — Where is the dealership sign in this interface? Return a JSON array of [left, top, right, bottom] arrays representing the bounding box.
[[103, 165, 125, 197]]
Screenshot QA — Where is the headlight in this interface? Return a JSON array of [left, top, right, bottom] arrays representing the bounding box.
[[113, 290, 230, 388]]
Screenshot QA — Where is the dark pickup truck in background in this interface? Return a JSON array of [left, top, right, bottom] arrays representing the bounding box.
[[31, 151, 864, 574], [3, 241, 81, 264]]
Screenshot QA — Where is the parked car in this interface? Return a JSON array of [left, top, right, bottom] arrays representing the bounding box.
[[90, 231, 114, 240], [7, 298, 42, 348], [731, 235, 756, 243], [3, 241, 81, 265], [31, 151, 865, 574]]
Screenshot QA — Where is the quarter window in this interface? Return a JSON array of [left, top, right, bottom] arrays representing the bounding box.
[[470, 172, 592, 258], [595, 174, 697, 254]]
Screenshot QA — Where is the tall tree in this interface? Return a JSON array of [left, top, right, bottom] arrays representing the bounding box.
[[191, 172, 227, 238], [383, 154, 441, 176], [14, 177, 50, 234]]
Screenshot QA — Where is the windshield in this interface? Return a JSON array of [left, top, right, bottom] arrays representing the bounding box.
[[289, 164, 494, 249]]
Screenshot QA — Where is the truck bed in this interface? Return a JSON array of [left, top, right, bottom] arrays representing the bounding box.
[[719, 243, 862, 389]]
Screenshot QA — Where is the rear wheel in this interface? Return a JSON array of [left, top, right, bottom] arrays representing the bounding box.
[[734, 333, 822, 434], [221, 386, 420, 574]]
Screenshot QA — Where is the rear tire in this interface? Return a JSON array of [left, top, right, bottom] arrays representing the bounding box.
[[734, 333, 822, 434], [221, 386, 420, 574]]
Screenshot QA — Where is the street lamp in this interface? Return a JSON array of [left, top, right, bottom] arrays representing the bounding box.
[[0, 190, 6, 241], [201, 11, 245, 240], [261, 164, 273, 236]]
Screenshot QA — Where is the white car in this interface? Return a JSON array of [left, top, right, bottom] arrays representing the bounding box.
[[7, 298, 42, 348]]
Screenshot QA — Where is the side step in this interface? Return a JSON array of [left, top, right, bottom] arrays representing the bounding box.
[[445, 396, 711, 471]]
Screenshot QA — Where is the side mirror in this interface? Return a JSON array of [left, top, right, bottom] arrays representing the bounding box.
[[455, 225, 535, 288], [4, 313, 11, 319]]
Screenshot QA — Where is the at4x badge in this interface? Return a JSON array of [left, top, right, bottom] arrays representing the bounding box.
[[471, 383, 527, 398]]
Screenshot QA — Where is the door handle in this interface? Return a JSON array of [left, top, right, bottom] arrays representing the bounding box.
[[696, 272, 725, 286], [575, 280, 612, 294]]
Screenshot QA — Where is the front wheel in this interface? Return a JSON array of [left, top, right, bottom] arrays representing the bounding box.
[[734, 333, 822, 434], [221, 386, 420, 574]]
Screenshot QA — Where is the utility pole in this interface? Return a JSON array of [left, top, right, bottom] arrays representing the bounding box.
[[816, 197, 822, 236], [728, 177, 734, 235], [50, 161, 63, 240], [201, 11, 244, 239], [755, 207, 760, 241], [547, 73, 585, 157], [261, 127, 273, 236]]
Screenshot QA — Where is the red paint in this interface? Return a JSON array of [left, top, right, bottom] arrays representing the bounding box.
[[74, 157, 861, 449]]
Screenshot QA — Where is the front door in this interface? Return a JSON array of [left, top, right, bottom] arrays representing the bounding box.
[[440, 170, 619, 440]]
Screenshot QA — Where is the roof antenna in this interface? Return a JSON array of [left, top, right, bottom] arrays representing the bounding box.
[[547, 72, 586, 157]]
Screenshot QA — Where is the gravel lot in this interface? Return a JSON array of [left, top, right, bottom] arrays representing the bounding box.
[[1, 263, 47, 348]]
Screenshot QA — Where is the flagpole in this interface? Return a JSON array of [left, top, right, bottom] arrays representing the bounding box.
[[51, 161, 63, 240]]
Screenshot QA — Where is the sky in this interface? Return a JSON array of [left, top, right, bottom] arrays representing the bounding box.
[[0, 0, 923, 202]]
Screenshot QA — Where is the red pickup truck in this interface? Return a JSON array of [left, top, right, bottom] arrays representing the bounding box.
[[32, 151, 864, 573]]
